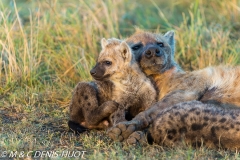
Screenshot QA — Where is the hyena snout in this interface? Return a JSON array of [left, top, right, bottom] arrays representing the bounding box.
[[90, 66, 97, 76], [144, 46, 163, 59], [90, 64, 106, 80]]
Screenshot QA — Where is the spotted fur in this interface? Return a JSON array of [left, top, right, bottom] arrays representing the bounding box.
[[108, 31, 240, 151], [91, 38, 156, 125]]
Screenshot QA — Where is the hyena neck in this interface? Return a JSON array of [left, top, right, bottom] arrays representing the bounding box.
[[112, 63, 148, 92], [167, 59, 183, 73], [152, 66, 182, 89]]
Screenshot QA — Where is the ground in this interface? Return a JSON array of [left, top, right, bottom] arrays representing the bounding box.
[[0, 0, 240, 159]]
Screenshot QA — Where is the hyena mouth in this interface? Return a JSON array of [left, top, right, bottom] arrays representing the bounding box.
[[93, 74, 111, 81]]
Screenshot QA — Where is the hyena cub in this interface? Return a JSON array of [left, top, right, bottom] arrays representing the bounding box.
[[68, 30, 175, 133], [108, 31, 240, 145], [90, 38, 156, 125]]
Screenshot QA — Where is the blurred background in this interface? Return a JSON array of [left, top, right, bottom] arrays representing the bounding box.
[[0, 0, 240, 90], [0, 1, 240, 156]]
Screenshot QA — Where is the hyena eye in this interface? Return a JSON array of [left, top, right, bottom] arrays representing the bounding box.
[[131, 45, 141, 51], [157, 42, 164, 47], [104, 61, 112, 65]]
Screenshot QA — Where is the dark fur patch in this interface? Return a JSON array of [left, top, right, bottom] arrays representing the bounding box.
[[203, 109, 211, 113], [179, 127, 187, 133], [180, 113, 189, 122], [211, 126, 217, 138], [195, 111, 200, 115], [191, 123, 203, 131], [189, 108, 197, 112], [203, 122, 208, 127], [167, 135, 173, 140], [211, 117, 217, 122], [175, 112, 180, 116], [219, 118, 226, 123], [203, 116, 209, 121], [168, 129, 177, 135]]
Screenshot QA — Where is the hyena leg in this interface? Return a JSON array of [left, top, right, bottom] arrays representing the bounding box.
[[69, 82, 117, 132], [110, 108, 126, 125], [85, 101, 119, 126], [108, 90, 200, 141]]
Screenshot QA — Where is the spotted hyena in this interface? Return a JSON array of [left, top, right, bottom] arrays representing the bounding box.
[[68, 35, 159, 132], [108, 31, 240, 150], [127, 101, 240, 150], [90, 38, 156, 125]]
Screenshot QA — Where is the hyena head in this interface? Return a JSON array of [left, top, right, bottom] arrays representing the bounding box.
[[90, 38, 133, 81], [126, 30, 179, 76]]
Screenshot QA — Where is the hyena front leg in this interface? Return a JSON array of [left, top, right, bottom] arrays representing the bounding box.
[[109, 108, 126, 125], [69, 82, 118, 132], [108, 90, 201, 141]]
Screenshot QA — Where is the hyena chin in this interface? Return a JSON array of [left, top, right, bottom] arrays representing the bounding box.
[[90, 38, 156, 125]]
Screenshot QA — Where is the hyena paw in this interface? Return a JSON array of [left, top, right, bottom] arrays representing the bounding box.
[[107, 121, 138, 142], [126, 131, 147, 146]]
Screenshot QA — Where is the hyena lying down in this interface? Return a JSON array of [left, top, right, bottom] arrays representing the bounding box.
[[108, 31, 240, 150], [68, 30, 174, 133], [90, 38, 156, 125], [127, 101, 240, 150]]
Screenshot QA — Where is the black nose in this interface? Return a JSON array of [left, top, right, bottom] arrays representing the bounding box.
[[144, 47, 162, 58], [90, 69, 96, 75]]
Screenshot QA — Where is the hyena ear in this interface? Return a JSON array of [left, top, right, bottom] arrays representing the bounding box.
[[119, 41, 131, 62], [164, 30, 175, 56], [101, 38, 108, 49]]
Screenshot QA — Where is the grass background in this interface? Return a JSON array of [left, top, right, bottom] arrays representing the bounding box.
[[0, 0, 240, 159]]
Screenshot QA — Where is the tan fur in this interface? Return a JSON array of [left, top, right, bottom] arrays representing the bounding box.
[[151, 65, 240, 107], [149, 101, 240, 150], [108, 30, 240, 150], [95, 38, 157, 125], [126, 101, 240, 150], [68, 32, 165, 133]]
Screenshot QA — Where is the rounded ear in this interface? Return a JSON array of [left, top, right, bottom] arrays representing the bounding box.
[[101, 38, 108, 49], [108, 38, 122, 43], [164, 30, 175, 56], [119, 41, 131, 63]]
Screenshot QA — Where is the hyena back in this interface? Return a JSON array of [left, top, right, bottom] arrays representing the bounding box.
[[148, 101, 240, 150]]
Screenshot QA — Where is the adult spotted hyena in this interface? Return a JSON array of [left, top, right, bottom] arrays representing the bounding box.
[[127, 101, 240, 150], [108, 31, 240, 150]]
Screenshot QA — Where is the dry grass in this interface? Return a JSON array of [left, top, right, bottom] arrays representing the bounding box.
[[0, 0, 240, 159]]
